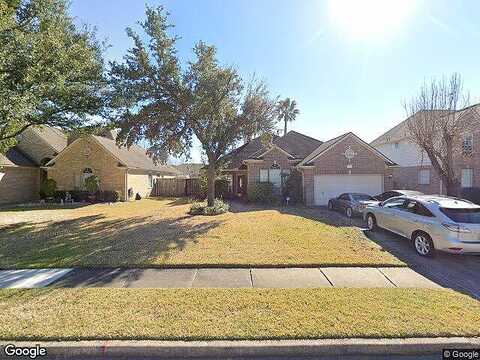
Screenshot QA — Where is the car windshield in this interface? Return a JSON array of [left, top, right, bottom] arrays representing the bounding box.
[[440, 207, 480, 224], [351, 194, 374, 201]]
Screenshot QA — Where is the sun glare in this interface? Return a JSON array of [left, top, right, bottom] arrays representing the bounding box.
[[328, 0, 416, 40]]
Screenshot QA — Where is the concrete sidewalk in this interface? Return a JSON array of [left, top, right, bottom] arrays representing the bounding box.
[[4, 266, 443, 289]]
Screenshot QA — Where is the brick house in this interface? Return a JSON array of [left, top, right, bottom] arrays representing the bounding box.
[[0, 127, 179, 204], [222, 131, 396, 205], [371, 104, 480, 195]]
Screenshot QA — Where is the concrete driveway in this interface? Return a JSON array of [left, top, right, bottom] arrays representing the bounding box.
[[364, 228, 480, 299]]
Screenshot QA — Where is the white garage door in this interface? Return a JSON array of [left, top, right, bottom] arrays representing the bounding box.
[[314, 174, 383, 206]]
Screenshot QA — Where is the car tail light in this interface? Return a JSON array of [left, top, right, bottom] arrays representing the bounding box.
[[441, 223, 471, 233]]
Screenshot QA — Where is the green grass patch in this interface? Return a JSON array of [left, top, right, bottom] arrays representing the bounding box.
[[0, 199, 403, 268], [0, 288, 478, 340]]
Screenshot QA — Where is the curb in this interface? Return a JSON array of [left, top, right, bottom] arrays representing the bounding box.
[[1, 337, 479, 359]]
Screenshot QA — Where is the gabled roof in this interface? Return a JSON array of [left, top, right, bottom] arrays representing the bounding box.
[[299, 132, 397, 167], [299, 132, 349, 166], [0, 147, 37, 168], [92, 136, 180, 175], [46, 135, 180, 176], [370, 105, 480, 147], [222, 131, 322, 170], [174, 163, 203, 178], [222, 136, 272, 169], [31, 125, 68, 153]]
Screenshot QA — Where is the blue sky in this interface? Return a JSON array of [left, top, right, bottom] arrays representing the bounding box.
[[70, 0, 480, 163]]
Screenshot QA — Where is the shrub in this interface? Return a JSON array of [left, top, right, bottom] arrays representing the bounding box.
[[54, 190, 67, 202], [94, 190, 121, 203], [70, 190, 89, 202], [108, 190, 121, 202], [95, 190, 105, 202], [215, 178, 230, 199], [188, 199, 229, 216], [198, 175, 231, 199], [282, 169, 303, 204], [39, 179, 57, 199], [85, 175, 100, 194], [189, 201, 205, 215], [461, 187, 480, 205], [248, 182, 277, 204]]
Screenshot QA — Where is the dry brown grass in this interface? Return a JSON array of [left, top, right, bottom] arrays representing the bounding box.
[[0, 198, 403, 268], [0, 288, 478, 340]]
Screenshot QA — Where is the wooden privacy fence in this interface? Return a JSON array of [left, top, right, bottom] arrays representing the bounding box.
[[152, 178, 201, 197]]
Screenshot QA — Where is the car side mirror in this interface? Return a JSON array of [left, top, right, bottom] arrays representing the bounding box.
[[379, 201, 384, 207]]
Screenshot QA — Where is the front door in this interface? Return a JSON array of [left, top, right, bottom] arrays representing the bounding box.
[[237, 175, 247, 196]]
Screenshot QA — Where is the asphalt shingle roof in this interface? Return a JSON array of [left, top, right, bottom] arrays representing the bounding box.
[[222, 131, 323, 170], [33, 126, 68, 153], [93, 136, 180, 175], [0, 147, 37, 167]]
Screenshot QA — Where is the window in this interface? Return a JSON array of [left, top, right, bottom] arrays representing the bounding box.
[[394, 142, 399, 149], [463, 134, 473, 155], [269, 169, 281, 188], [383, 198, 406, 209], [339, 193, 350, 200], [148, 174, 154, 188], [461, 169, 473, 188], [440, 207, 480, 224], [259, 168, 283, 188], [418, 169, 430, 185], [260, 169, 268, 182], [403, 200, 434, 217]]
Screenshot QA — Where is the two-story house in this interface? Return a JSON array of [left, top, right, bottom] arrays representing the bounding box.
[[371, 104, 480, 195]]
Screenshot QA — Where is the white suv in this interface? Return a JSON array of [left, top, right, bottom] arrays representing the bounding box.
[[363, 195, 480, 257]]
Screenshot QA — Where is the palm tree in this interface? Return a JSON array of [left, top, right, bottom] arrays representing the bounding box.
[[276, 98, 300, 135]]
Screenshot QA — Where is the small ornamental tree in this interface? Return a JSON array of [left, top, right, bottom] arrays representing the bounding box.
[[108, 6, 279, 206], [84, 175, 100, 194]]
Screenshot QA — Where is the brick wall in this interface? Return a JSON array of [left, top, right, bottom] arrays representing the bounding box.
[[127, 170, 156, 199], [246, 147, 297, 195], [47, 137, 127, 200], [0, 167, 40, 204], [302, 135, 391, 206], [391, 166, 442, 194]]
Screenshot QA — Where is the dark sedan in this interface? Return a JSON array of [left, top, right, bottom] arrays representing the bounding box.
[[374, 190, 424, 202], [328, 193, 377, 218]]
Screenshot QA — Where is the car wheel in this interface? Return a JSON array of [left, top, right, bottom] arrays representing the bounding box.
[[412, 232, 435, 257], [366, 214, 377, 231], [345, 207, 353, 218], [328, 201, 334, 211]]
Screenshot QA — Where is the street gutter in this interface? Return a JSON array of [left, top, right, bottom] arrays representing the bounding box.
[[1, 337, 479, 359]]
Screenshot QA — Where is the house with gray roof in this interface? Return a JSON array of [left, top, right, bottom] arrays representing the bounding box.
[[222, 130, 396, 205]]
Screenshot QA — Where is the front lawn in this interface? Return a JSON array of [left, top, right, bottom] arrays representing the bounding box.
[[0, 288, 478, 340], [0, 198, 403, 268]]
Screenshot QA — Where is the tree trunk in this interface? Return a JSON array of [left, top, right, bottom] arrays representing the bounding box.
[[284, 120, 287, 136], [207, 160, 216, 207]]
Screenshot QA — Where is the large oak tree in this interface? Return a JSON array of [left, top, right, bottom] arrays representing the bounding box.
[[109, 6, 278, 206], [0, 0, 105, 152]]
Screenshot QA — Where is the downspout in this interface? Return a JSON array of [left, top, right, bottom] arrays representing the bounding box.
[[124, 168, 128, 201]]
